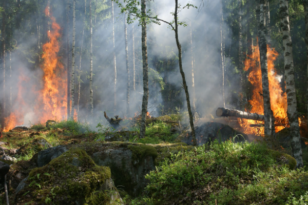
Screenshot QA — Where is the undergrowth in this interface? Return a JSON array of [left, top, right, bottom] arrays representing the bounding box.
[[130, 140, 308, 205], [49, 120, 91, 135]]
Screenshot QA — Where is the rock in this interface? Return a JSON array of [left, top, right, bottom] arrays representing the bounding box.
[[17, 137, 52, 156], [14, 148, 123, 205], [12, 126, 29, 132], [7, 160, 36, 190], [36, 145, 68, 167], [0, 161, 10, 183], [179, 122, 248, 146], [0, 142, 6, 146], [8, 149, 18, 155], [2, 155, 17, 163], [91, 143, 157, 196]]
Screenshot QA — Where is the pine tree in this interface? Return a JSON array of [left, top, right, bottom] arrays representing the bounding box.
[[70, 0, 76, 119], [89, 0, 93, 115]]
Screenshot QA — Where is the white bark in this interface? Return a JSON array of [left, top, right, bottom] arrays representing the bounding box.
[[70, 0, 76, 119], [279, 0, 303, 167]]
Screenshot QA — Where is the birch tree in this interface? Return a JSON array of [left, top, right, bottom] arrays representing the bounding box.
[[220, 0, 225, 108], [190, 22, 196, 112], [258, 0, 274, 136], [90, 0, 93, 115], [70, 0, 76, 119], [112, 1, 117, 114], [279, 0, 303, 168], [125, 14, 130, 117], [132, 24, 136, 91]]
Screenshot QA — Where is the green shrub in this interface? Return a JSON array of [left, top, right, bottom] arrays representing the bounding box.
[[138, 140, 306, 205], [50, 120, 90, 135]]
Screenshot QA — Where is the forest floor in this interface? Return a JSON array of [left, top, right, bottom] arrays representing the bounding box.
[[0, 116, 308, 204]]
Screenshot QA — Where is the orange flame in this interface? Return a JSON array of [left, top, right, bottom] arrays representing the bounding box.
[[3, 7, 66, 131], [239, 42, 288, 135]]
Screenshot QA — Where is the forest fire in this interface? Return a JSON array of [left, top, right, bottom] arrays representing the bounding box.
[[3, 7, 67, 131], [238, 43, 288, 135]]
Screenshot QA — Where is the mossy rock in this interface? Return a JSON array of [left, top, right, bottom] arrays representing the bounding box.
[[17, 136, 52, 156], [14, 148, 122, 205], [268, 149, 297, 169]]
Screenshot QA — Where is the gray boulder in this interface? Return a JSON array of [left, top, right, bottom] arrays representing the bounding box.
[[37, 145, 68, 167], [90, 143, 157, 197]]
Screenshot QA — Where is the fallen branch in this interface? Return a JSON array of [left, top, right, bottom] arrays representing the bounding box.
[[216, 107, 264, 121]]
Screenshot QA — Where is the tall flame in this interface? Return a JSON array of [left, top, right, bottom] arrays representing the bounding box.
[[3, 7, 67, 131], [239, 42, 288, 135], [35, 7, 67, 123]]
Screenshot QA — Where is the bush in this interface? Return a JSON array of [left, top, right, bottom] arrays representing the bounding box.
[[138, 140, 307, 205]]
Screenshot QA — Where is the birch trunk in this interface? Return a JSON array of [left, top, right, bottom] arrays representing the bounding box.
[[190, 22, 196, 111], [132, 24, 136, 91], [258, 0, 274, 136], [125, 14, 130, 117], [66, 0, 71, 120], [70, 0, 76, 119], [112, 1, 117, 114], [174, 0, 196, 146], [279, 0, 303, 168], [78, 0, 87, 117], [90, 0, 93, 115], [139, 0, 149, 139], [220, 0, 225, 108]]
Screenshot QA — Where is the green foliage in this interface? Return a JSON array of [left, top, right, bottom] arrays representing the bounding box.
[[30, 123, 46, 131], [129, 121, 179, 144], [131, 140, 305, 204], [49, 120, 90, 135], [149, 68, 165, 90], [286, 191, 308, 205]]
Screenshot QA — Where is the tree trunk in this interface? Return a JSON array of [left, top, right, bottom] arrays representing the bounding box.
[[216, 107, 264, 120], [238, 0, 244, 109], [265, 0, 271, 44], [112, 1, 117, 114], [304, 1, 308, 140], [132, 24, 136, 91], [189, 22, 196, 112], [279, 0, 303, 168], [139, 0, 149, 139], [78, 0, 87, 117], [70, 0, 76, 119], [90, 0, 93, 115], [258, 0, 274, 136], [174, 0, 196, 146], [125, 14, 130, 117], [66, 0, 71, 120], [2, 0, 6, 120], [220, 0, 225, 108]]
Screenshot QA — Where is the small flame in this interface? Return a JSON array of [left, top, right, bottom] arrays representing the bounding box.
[[147, 112, 151, 118]]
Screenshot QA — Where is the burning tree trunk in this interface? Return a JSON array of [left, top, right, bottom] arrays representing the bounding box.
[[132, 24, 136, 91], [216, 107, 264, 120], [220, 0, 225, 108], [174, 0, 196, 146], [89, 0, 93, 115], [124, 14, 130, 117], [258, 0, 274, 136], [70, 0, 76, 119], [279, 0, 303, 168], [139, 0, 149, 139], [112, 1, 117, 114]]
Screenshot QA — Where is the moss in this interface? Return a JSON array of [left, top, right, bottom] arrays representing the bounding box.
[[128, 144, 158, 162], [154, 143, 193, 165], [16, 148, 112, 205], [86, 190, 111, 205], [268, 149, 297, 169]]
